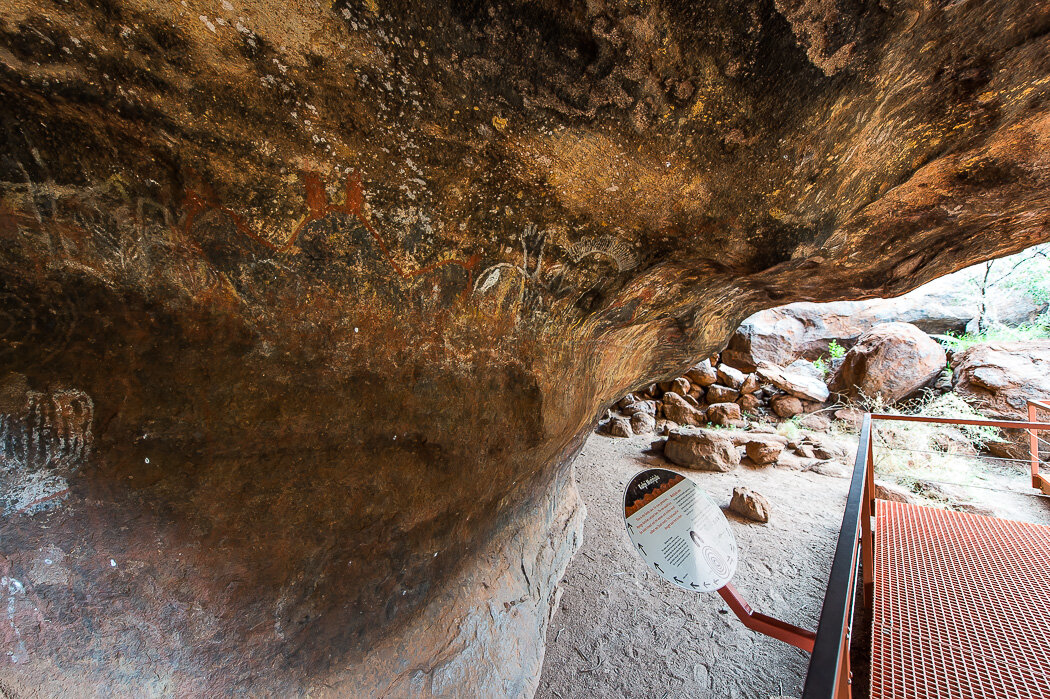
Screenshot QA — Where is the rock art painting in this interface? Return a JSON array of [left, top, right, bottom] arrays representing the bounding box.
[[0, 0, 1048, 696]]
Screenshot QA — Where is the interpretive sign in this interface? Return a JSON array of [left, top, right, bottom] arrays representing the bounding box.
[[623, 468, 737, 592]]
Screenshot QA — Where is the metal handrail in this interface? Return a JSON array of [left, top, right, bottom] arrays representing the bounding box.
[[801, 408, 1050, 698], [801, 415, 869, 699]]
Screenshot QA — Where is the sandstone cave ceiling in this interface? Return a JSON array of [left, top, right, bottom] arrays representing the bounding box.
[[0, 0, 1048, 695]]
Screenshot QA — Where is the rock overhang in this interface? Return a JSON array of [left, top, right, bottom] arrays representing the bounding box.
[[1, 0, 1049, 695]]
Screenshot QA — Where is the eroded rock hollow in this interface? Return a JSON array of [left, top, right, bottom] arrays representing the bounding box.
[[1, 0, 1049, 695]]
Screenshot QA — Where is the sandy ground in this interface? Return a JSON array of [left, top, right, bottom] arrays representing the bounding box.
[[536, 428, 1050, 699], [536, 431, 852, 699]]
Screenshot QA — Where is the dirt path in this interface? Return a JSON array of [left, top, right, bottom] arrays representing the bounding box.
[[536, 432, 852, 699], [537, 424, 1050, 699]]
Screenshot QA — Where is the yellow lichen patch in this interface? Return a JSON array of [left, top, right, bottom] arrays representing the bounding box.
[[510, 129, 710, 231]]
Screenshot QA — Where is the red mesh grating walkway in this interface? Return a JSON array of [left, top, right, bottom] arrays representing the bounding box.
[[871, 500, 1050, 699]]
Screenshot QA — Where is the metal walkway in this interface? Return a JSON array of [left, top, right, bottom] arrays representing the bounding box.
[[871, 500, 1050, 699]]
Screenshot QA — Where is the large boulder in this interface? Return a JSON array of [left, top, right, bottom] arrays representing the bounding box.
[[953, 341, 1050, 458], [722, 275, 1046, 372], [1, 0, 1049, 695], [664, 428, 741, 472], [830, 323, 946, 404]]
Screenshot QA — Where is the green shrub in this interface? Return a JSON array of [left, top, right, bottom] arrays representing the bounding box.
[[938, 318, 1050, 353]]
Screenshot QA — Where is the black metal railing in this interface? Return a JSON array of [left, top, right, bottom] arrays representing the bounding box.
[[800, 414, 870, 699]]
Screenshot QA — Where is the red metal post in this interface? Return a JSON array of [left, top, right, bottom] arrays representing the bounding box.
[[1029, 400, 1050, 495], [1031, 401, 1040, 491], [836, 622, 852, 699], [717, 582, 817, 653], [861, 415, 875, 611]]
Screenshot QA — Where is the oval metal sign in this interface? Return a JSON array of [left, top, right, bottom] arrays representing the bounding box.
[[623, 468, 738, 592]]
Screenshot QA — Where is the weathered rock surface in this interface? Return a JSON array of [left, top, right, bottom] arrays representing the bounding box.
[[686, 361, 719, 388], [707, 384, 740, 404], [605, 416, 634, 437], [798, 413, 832, 431], [662, 392, 707, 426], [729, 487, 771, 523], [737, 393, 764, 413], [758, 362, 831, 403], [707, 401, 743, 426], [717, 364, 746, 390], [830, 322, 946, 404], [722, 275, 1046, 371], [954, 341, 1050, 416], [874, 480, 917, 504], [669, 377, 691, 396], [1, 0, 1049, 695], [630, 411, 657, 435], [664, 428, 740, 472], [772, 394, 805, 418], [624, 400, 657, 417], [745, 439, 784, 465], [953, 341, 1050, 458]]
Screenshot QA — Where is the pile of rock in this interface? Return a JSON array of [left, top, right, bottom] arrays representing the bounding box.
[[598, 354, 836, 439], [657, 425, 852, 522], [597, 320, 958, 439], [661, 426, 850, 472]]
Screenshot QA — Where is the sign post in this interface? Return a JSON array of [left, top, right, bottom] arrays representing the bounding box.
[[623, 468, 816, 652]]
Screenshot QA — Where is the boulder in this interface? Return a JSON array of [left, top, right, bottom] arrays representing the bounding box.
[[833, 407, 866, 430], [686, 361, 719, 387], [952, 341, 1050, 458], [669, 377, 691, 395], [662, 392, 707, 426], [623, 400, 657, 417], [605, 416, 633, 438], [2, 0, 1049, 694], [830, 322, 946, 404], [716, 364, 746, 390], [707, 384, 740, 404], [630, 411, 657, 435], [729, 487, 771, 523], [795, 443, 817, 459], [727, 430, 787, 446], [757, 362, 830, 403], [707, 402, 743, 426], [737, 393, 763, 413], [798, 413, 832, 431], [721, 273, 1046, 372], [616, 393, 639, 410], [803, 434, 850, 460], [771, 394, 804, 418], [745, 439, 783, 465], [740, 374, 760, 394], [874, 480, 916, 504], [807, 461, 852, 478], [664, 428, 741, 471]]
